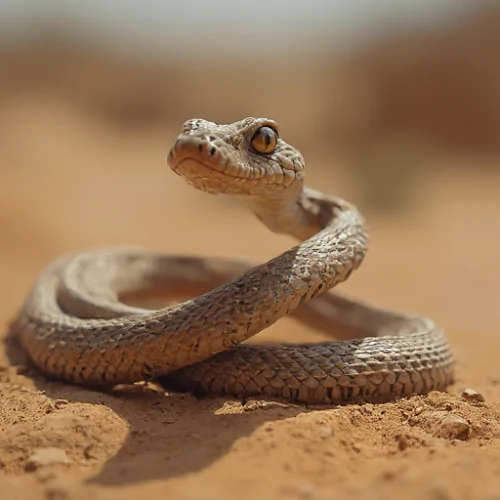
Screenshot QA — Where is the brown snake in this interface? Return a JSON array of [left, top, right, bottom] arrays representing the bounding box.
[[10, 117, 454, 404]]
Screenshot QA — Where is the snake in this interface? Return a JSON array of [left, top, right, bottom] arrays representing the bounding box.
[[9, 117, 454, 405]]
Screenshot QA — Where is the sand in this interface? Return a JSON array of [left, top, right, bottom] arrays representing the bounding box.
[[1, 63, 500, 500]]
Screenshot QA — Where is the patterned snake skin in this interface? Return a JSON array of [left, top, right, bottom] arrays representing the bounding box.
[[10, 117, 454, 404]]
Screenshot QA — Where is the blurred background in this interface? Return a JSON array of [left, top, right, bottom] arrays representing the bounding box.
[[0, 0, 499, 346]]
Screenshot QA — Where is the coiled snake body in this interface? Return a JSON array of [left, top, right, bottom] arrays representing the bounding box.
[[11, 117, 454, 404]]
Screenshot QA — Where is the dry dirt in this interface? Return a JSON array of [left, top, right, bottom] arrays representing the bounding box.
[[1, 85, 500, 500]]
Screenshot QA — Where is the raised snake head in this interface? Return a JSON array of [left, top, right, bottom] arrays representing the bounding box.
[[167, 117, 305, 197]]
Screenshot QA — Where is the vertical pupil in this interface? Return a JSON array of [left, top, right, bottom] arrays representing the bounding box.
[[264, 132, 271, 148]]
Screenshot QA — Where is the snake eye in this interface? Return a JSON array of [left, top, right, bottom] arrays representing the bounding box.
[[250, 126, 278, 154]]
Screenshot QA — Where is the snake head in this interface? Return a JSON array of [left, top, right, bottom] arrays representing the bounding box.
[[167, 117, 305, 197]]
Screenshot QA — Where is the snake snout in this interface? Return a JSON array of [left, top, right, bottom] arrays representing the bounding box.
[[167, 133, 221, 173], [167, 131, 272, 196], [167, 132, 239, 195]]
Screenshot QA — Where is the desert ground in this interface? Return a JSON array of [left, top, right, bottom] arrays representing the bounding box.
[[1, 45, 500, 500]]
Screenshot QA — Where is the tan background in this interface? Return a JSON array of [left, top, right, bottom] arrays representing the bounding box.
[[1, 3, 500, 499]]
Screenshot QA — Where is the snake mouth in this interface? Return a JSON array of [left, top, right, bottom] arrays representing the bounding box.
[[171, 156, 252, 181]]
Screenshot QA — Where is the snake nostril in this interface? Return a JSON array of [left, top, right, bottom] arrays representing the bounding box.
[[198, 144, 203, 153], [210, 147, 216, 156]]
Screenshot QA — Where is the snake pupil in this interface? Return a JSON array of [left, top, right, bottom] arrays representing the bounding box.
[[250, 126, 278, 154]]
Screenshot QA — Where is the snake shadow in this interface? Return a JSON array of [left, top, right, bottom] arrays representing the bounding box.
[[4, 335, 305, 486]]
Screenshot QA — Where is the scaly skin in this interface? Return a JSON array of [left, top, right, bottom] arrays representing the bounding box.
[[9, 117, 454, 404]]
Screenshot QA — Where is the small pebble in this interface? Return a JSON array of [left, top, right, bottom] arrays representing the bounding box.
[[25, 448, 71, 471], [436, 414, 470, 440], [461, 388, 485, 403], [414, 406, 424, 416]]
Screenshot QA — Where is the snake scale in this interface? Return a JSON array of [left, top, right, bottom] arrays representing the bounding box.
[[10, 117, 454, 404]]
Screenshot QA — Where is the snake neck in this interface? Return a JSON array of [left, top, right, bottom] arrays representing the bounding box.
[[240, 181, 351, 242]]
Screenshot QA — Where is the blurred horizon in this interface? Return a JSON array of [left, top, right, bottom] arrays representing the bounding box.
[[2, 1, 499, 162], [0, 0, 485, 57]]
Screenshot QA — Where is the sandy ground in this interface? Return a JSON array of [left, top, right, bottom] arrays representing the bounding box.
[[1, 90, 500, 500]]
